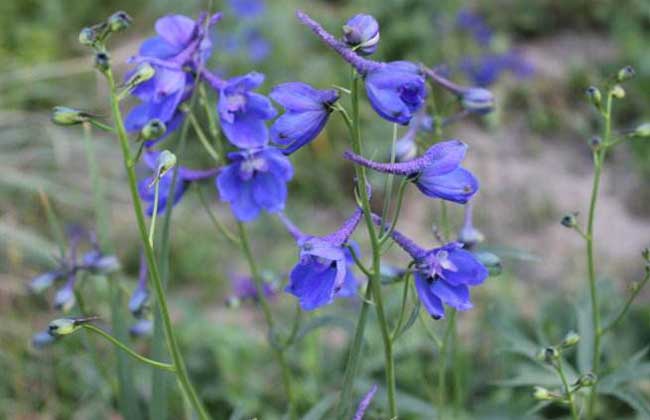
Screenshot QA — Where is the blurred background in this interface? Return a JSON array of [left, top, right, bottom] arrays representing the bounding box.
[[1, 0, 650, 418]]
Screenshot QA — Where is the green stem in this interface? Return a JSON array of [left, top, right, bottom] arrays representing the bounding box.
[[438, 309, 456, 409], [82, 324, 175, 372], [187, 111, 221, 163], [586, 93, 612, 419], [600, 269, 650, 335], [391, 271, 412, 340], [378, 177, 409, 245], [196, 185, 240, 245], [380, 123, 399, 227], [148, 180, 160, 247], [105, 69, 210, 420], [555, 359, 579, 420], [236, 222, 295, 419]]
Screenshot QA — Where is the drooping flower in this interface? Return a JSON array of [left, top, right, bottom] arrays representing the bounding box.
[[216, 147, 293, 222], [280, 210, 362, 310], [343, 14, 380, 56], [270, 82, 339, 154], [138, 151, 219, 216], [392, 109, 434, 162], [423, 66, 495, 115], [205, 71, 277, 148], [125, 13, 222, 145], [374, 215, 488, 319], [344, 140, 479, 204], [296, 10, 425, 125]]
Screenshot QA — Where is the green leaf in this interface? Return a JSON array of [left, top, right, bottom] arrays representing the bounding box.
[[302, 393, 337, 420], [601, 388, 650, 417], [599, 347, 650, 391]]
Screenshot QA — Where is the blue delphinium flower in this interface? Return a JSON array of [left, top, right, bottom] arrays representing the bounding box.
[[343, 14, 380, 56], [460, 51, 534, 88], [204, 71, 277, 148], [229, 0, 265, 18], [279, 210, 362, 310], [344, 140, 479, 204], [296, 10, 425, 125], [456, 9, 493, 47], [216, 147, 293, 222], [423, 66, 495, 115], [138, 151, 219, 216], [374, 215, 488, 319], [270, 82, 339, 154], [125, 13, 222, 145]]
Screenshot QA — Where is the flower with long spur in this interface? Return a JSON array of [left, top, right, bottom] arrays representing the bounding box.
[[279, 210, 362, 310], [216, 146, 293, 222], [138, 150, 219, 216], [270, 81, 339, 154], [373, 214, 488, 319], [423, 65, 495, 115], [125, 12, 222, 145], [296, 10, 425, 125], [344, 139, 479, 204], [203, 69, 277, 148]]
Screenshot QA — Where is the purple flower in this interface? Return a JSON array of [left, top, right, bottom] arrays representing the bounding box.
[[456, 9, 493, 46], [343, 14, 380, 56], [423, 66, 495, 115], [280, 211, 362, 310], [296, 10, 425, 125], [29, 270, 63, 294], [270, 82, 339, 154], [214, 72, 277, 148], [353, 384, 378, 420], [460, 51, 534, 88], [138, 151, 219, 216], [216, 147, 293, 222], [32, 330, 57, 349], [130, 319, 153, 338], [227, 274, 277, 306], [244, 28, 271, 63], [375, 215, 488, 319], [229, 0, 265, 18], [344, 140, 479, 204], [53, 273, 76, 312]]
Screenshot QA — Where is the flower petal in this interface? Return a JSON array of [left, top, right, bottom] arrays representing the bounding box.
[[430, 280, 473, 311], [415, 167, 479, 204], [444, 248, 489, 286], [252, 172, 287, 213], [286, 260, 337, 310], [414, 273, 445, 319], [155, 15, 197, 48]]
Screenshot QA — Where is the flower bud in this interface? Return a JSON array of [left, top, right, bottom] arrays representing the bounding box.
[[589, 136, 602, 149], [155, 150, 177, 179], [561, 212, 578, 228], [574, 372, 597, 388], [48, 316, 98, 337], [94, 52, 111, 73], [586, 86, 602, 109], [51, 106, 92, 126], [78, 27, 97, 47], [617, 66, 635, 83], [475, 251, 502, 277], [141, 119, 166, 141], [108, 11, 132, 33], [225, 296, 241, 308], [632, 123, 650, 139], [537, 346, 559, 363], [343, 14, 380, 56], [125, 63, 155, 88], [32, 330, 57, 349], [533, 386, 552, 401], [561, 331, 580, 348], [461, 88, 495, 115], [611, 84, 625, 99]]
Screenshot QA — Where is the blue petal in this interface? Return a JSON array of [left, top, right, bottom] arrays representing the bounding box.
[[252, 172, 287, 213], [264, 148, 294, 180], [415, 167, 479, 204], [246, 92, 277, 119], [335, 266, 358, 299], [216, 163, 241, 202], [270, 82, 333, 111], [230, 181, 261, 222], [286, 260, 337, 310], [155, 15, 197, 48], [270, 110, 329, 154], [444, 248, 489, 286], [221, 111, 270, 148], [139, 36, 180, 59], [430, 280, 472, 311], [414, 273, 445, 319]]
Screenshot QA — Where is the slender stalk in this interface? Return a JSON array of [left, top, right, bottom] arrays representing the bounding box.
[[236, 222, 295, 419], [105, 68, 210, 420], [380, 123, 399, 228], [148, 180, 160, 246], [586, 93, 612, 419], [188, 111, 221, 163], [600, 269, 650, 335], [82, 324, 175, 372], [438, 309, 456, 409], [196, 185, 240, 245], [378, 177, 409, 245], [391, 271, 412, 340], [555, 359, 579, 420]]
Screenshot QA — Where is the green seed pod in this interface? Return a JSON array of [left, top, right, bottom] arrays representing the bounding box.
[[51, 106, 92, 126], [126, 63, 156, 88], [108, 11, 132, 33], [561, 212, 578, 228], [156, 150, 177, 179], [78, 27, 97, 46], [533, 386, 552, 401], [611, 84, 625, 99], [48, 316, 98, 337], [141, 119, 166, 141], [575, 372, 597, 388], [586, 86, 602, 109], [616, 66, 635, 83], [561, 331, 580, 347]]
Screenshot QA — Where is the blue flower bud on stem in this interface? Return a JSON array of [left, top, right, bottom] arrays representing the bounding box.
[[95, 52, 111, 73], [586, 86, 602, 110]]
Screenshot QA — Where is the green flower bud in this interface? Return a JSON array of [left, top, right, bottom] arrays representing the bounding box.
[[633, 123, 650, 139], [108, 11, 132, 33], [616, 66, 635, 83], [149, 150, 178, 187], [474, 251, 502, 277], [126, 63, 155, 88], [611, 84, 625, 99], [561, 212, 578, 228], [533, 386, 552, 401], [586, 86, 602, 109], [561, 331, 580, 347], [574, 372, 597, 388], [537, 346, 559, 363], [51, 106, 92, 126], [78, 27, 97, 46], [589, 136, 602, 149], [94, 52, 111, 73], [141, 119, 166, 141], [48, 316, 99, 337]]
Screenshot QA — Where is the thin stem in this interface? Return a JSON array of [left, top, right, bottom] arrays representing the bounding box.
[[438, 309, 457, 409], [198, 84, 224, 159], [600, 270, 650, 335], [195, 185, 240, 245], [555, 359, 579, 420], [586, 93, 612, 419], [89, 119, 115, 132], [378, 177, 409, 245], [380, 123, 399, 228], [82, 324, 175, 372], [391, 270, 412, 340], [187, 111, 221, 163], [105, 69, 211, 420], [148, 180, 160, 247], [236, 222, 295, 420], [347, 243, 372, 278]]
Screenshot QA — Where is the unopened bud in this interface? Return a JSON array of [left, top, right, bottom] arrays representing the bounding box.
[[475, 251, 502, 277], [617, 66, 635, 83], [611, 84, 625, 99], [108, 11, 132, 33], [461, 88, 495, 115], [574, 372, 597, 388], [589, 136, 602, 149], [141, 119, 166, 141], [533, 386, 553, 401], [156, 150, 177, 179], [343, 14, 380, 56], [94, 52, 111, 73], [537, 346, 559, 363], [78, 27, 97, 47], [633, 123, 650, 139], [48, 317, 86, 337], [52, 106, 93, 126], [561, 331, 580, 348], [561, 212, 578, 228], [586, 86, 602, 109]]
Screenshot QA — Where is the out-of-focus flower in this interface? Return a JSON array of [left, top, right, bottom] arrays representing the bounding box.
[[130, 319, 153, 338], [32, 330, 57, 349], [375, 215, 488, 319], [244, 28, 271, 63], [392, 110, 434, 162], [460, 51, 533, 88], [353, 384, 378, 420], [129, 253, 150, 318], [217, 147, 293, 222], [344, 140, 479, 204], [229, 0, 265, 18], [280, 210, 362, 310], [270, 82, 339, 154], [343, 14, 380, 56], [458, 202, 484, 249], [424, 66, 496, 115], [456, 9, 492, 46], [226, 274, 277, 307]]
